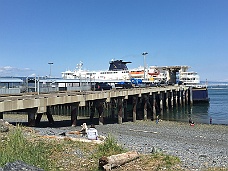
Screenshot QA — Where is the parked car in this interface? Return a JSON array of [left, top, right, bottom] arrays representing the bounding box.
[[91, 82, 112, 91], [115, 82, 133, 89]]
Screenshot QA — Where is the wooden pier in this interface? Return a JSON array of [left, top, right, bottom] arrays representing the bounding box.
[[0, 85, 191, 126]]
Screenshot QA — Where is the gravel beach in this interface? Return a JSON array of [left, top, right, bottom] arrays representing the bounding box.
[[3, 114, 228, 170], [96, 121, 228, 170]]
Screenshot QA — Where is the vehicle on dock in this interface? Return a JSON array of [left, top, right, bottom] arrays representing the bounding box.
[[115, 82, 133, 89], [91, 82, 112, 91]]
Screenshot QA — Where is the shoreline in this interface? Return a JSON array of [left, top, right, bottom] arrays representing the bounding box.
[[96, 120, 228, 170], [2, 113, 228, 126], [2, 114, 228, 170]]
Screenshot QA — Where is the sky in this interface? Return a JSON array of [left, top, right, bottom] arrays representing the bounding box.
[[0, 0, 228, 82]]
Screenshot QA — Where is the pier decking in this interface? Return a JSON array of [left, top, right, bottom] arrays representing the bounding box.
[[0, 85, 191, 126]]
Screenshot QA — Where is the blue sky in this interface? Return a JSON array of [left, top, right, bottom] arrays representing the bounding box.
[[0, 0, 228, 81]]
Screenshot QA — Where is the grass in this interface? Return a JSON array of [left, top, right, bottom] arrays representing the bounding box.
[[0, 127, 126, 171], [152, 153, 181, 170], [96, 134, 126, 157], [0, 125, 60, 170]]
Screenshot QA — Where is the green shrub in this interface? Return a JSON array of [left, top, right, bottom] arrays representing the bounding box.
[[0, 125, 59, 171], [96, 134, 126, 158]]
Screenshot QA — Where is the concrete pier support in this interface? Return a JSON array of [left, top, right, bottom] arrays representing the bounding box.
[[179, 89, 183, 106], [117, 98, 123, 124], [60, 105, 63, 115], [35, 113, 43, 125], [185, 89, 189, 104], [111, 99, 116, 119], [143, 94, 148, 120], [27, 108, 38, 127], [46, 106, 55, 125], [28, 113, 35, 127], [71, 104, 78, 127], [152, 93, 156, 120], [175, 91, 178, 106], [132, 96, 138, 122], [165, 91, 169, 110], [97, 101, 104, 125], [159, 92, 163, 116], [170, 91, 174, 108], [90, 102, 96, 123], [189, 87, 193, 105], [123, 100, 128, 121], [179, 89, 182, 106], [183, 90, 186, 105]]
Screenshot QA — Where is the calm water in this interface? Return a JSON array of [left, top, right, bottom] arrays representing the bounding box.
[[162, 86, 228, 125]]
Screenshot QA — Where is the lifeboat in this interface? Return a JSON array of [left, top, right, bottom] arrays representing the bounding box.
[[148, 71, 160, 76], [129, 70, 144, 78]]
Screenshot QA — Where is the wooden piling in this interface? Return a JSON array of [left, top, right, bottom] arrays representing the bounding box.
[[71, 104, 78, 127], [90, 102, 95, 123], [143, 94, 148, 120], [189, 87, 193, 105], [132, 96, 138, 122], [159, 92, 163, 116], [35, 113, 43, 125], [97, 101, 104, 125], [175, 91, 178, 106], [27, 108, 37, 127], [152, 93, 156, 120], [170, 91, 174, 108], [179, 89, 182, 106], [165, 91, 169, 111], [183, 89, 186, 106], [46, 106, 55, 125], [123, 100, 128, 121], [117, 98, 123, 124], [185, 89, 189, 104]]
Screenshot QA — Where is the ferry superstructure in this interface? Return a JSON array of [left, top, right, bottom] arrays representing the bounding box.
[[178, 66, 200, 86], [61, 60, 132, 81], [61, 59, 169, 83], [177, 66, 209, 102]]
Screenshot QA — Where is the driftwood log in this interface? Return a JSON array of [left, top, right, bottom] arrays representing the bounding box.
[[41, 135, 104, 144], [99, 151, 139, 170]]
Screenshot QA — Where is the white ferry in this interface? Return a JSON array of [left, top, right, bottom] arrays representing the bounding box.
[[62, 59, 169, 83], [177, 66, 209, 102], [61, 59, 132, 81], [178, 66, 200, 86]]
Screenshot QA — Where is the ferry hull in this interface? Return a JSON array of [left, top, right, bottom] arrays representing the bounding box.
[[192, 88, 210, 102]]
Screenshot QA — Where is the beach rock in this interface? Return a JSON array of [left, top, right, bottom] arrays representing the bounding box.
[[3, 160, 44, 171], [151, 146, 162, 153], [0, 119, 9, 133]]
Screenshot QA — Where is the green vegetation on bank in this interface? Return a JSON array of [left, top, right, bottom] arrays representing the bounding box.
[[96, 134, 126, 157], [0, 126, 183, 171], [0, 125, 60, 170]]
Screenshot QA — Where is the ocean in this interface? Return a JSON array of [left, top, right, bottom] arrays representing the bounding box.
[[162, 84, 228, 125]]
